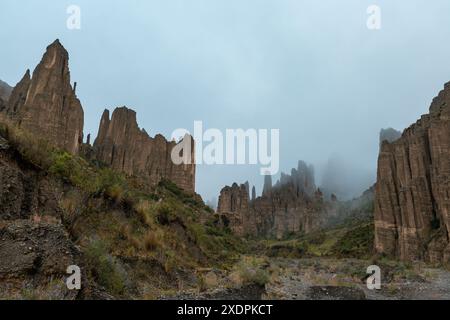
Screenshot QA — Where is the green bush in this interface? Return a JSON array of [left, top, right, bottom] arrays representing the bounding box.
[[234, 256, 270, 286], [331, 222, 374, 258], [84, 240, 126, 295]]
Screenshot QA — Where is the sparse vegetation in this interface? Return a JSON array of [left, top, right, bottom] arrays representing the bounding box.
[[232, 256, 270, 287], [84, 240, 126, 296]]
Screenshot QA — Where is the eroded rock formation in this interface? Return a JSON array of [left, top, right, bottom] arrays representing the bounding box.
[[1, 40, 196, 192], [2, 40, 84, 154], [93, 107, 195, 192], [217, 161, 329, 238], [374, 82, 450, 264]]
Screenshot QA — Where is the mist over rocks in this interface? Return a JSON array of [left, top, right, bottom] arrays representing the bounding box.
[[375, 81, 450, 264], [217, 161, 334, 238], [318, 154, 375, 201], [379, 128, 402, 147]]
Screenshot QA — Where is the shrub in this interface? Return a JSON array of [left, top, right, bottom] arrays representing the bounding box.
[[234, 256, 270, 287], [84, 240, 126, 295], [0, 115, 53, 169], [106, 183, 124, 203], [143, 231, 161, 252], [134, 200, 156, 227], [331, 222, 374, 258]]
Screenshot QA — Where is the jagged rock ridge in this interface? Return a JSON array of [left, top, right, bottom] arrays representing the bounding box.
[[1, 40, 196, 192], [374, 82, 450, 264], [217, 161, 332, 238], [93, 107, 196, 193]]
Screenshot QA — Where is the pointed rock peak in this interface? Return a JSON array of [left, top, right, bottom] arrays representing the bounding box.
[[43, 40, 69, 61], [99, 109, 110, 126], [23, 69, 31, 79], [102, 108, 110, 118], [262, 175, 273, 196], [47, 39, 66, 52], [15, 69, 30, 85]]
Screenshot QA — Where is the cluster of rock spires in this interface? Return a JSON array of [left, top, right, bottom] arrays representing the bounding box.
[[375, 82, 450, 264], [0, 40, 195, 193], [3, 39, 450, 267], [217, 161, 335, 238]]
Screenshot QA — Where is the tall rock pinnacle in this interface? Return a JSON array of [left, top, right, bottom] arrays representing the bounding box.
[[262, 175, 272, 197], [4, 39, 84, 154]]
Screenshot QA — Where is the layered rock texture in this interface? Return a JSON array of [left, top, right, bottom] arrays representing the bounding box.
[[375, 82, 450, 264], [2, 40, 84, 155], [217, 161, 331, 238], [93, 107, 195, 193]]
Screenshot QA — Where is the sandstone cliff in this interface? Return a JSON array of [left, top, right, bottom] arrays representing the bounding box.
[[1, 40, 196, 193], [217, 161, 329, 238], [3, 40, 84, 155], [374, 82, 450, 264], [93, 107, 195, 193]]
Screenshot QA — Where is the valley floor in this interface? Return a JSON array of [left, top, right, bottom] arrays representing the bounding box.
[[162, 257, 450, 300], [264, 258, 450, 300]]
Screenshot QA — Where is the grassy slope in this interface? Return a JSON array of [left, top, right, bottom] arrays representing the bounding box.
[[0, 115, 246, 298], [262, 199, 375, 260]]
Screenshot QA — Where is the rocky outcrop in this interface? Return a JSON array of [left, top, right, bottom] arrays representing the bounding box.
[[0, 220, 81, 299], [217, 183, 251, 236], [3, 40, 84, 155], [0, 148, 62, 221], [93, 107, 195, 192], [2, 39, 196, 193], [217, 161, 329, 238], [374, 82, 450, 264]]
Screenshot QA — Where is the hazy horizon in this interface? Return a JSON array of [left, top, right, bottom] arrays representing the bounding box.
[[2, 0, 450, 202]]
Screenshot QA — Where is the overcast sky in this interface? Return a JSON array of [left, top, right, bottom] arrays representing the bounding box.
[[1, 0, 450, 202]]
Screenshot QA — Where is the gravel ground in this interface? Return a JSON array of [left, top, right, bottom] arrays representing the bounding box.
[[264, 258, 450, 300]]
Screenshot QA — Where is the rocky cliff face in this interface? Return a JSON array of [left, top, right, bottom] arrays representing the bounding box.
[[1, 40, 196, 192], [217, 183, 251, 236], [93, 107, 195, 193], [217, 161, 330, 238], [374, 82, 450, 264], [2, 40, 84, 155]]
